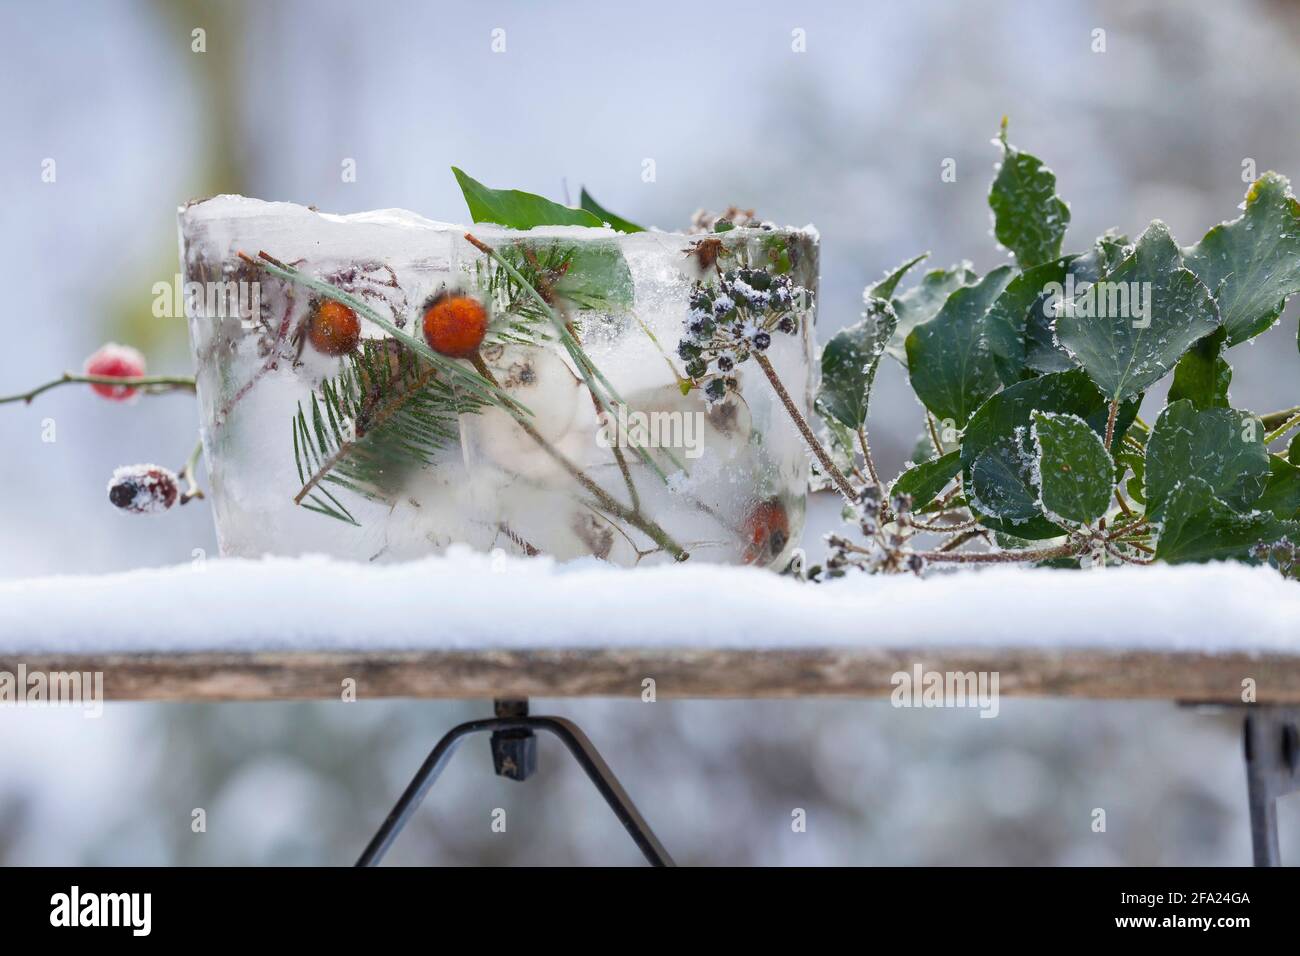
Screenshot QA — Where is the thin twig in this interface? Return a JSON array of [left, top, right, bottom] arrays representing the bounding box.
[[1106, 542, 1155, 565], [936, 528, 984, 553], [914, 542, 1080, 564], [856, 427, 882, 488], [1108, 513, 1150, 539], [470, 354, 687, 561], [926, 412, 945, 455], [908, 516, 980, 534], [1104, 399, 1119, 449], [0, 373, 196, 406], [178, 439, 205, 504], [590, 391, 640, 512]]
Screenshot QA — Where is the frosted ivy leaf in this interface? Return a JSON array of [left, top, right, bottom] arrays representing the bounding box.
[[1144, 399, 1270, 518], [1022, 231, 1131, 376], [970, 434, 1041, 524], [1167, 327, 1231, 411], [988, 120, 1071, 269], [1030, 411, 1114, 526], [905, 266, 1014, 425], [816, 298, 897, 429], [885, 262, 978, 364], [866, 253, 928, 303], [960, 368, 1135, 472], [985, 256, 1073, 385], [1055, 221, 1221, 404], [1257, 455, 1300, 520], [890, 450, 961, 511], [1184, 172, 1300, 346], [1155, 476, 1300, 563]]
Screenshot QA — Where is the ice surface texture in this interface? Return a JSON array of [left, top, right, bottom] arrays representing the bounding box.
[[2, 550, 1297, 654], [178, 197, 819, 566]]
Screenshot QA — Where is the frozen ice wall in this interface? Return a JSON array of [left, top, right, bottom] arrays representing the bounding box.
[[179, 197, 818, 566]]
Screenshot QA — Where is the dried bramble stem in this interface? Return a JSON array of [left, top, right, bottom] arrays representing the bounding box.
[[468, 353, 687, 561], [914, 542, 1079, 564], [1103, 399, 1119, 449], [0, 373, 196, 406], [856, 427, 882, 488], [752, 352, 858, 502], [937, 528, 986, 553], [509, 242, 645, 512], [1106, 542, 1155, 566], [589, 391, 641, 511], [907, 515, 980, 534]]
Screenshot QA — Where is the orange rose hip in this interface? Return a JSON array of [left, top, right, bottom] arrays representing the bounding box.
[[422, 292, 488, 359], [307, 299, 361, 356], [742, 499, 790, 564]]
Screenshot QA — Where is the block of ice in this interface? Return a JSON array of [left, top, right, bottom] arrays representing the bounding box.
[[178, 196, 818, 566]]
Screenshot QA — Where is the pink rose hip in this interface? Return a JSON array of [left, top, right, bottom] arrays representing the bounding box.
[[84, 343, 146, 401]]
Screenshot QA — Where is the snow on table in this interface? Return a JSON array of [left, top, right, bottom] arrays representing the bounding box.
[[1, 548, 1298, 701]]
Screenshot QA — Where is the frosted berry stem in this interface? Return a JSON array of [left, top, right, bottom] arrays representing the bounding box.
[[753, 352, 857, 502]]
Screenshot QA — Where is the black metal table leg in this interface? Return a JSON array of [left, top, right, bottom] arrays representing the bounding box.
[[356, 699, 675, 867], [1243, 707, 1300, 866]]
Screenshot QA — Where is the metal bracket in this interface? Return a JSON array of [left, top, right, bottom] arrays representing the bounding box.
[[355, 698, 675, 867], [489, 698, 537, 781], [1244, 706, 1300, 866]]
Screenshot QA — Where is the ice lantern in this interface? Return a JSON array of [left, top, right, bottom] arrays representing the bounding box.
[[179, 197, 818, 567]]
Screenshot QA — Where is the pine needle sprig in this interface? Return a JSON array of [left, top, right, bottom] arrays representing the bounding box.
[[239, 251, 530, 418], [473, 243, 573, 345], [292, 340, 475, 524]]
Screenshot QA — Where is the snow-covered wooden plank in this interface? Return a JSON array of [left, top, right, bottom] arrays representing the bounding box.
[[1, 647, 1295, 702], [1, 551, 1297, 701]]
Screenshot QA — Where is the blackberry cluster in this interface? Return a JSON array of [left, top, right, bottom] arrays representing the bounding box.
[[677, 267, 812, 403]]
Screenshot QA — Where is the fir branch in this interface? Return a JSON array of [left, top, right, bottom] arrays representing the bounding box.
[[292, 343, 465, 515], [240, 251, 527, 417]]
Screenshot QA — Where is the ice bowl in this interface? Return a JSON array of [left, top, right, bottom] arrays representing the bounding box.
[[178, 196, 818, 567]]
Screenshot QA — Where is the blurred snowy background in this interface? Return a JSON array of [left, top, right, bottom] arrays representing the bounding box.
[[2, 0, 1299, 864]]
